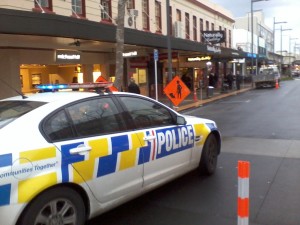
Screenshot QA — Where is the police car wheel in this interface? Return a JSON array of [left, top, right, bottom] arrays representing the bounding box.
[[17, 187, 86, 225], [199, 134, 218, 175]]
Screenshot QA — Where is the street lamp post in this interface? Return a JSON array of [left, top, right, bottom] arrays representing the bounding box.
[[278, 27, 292, 75], [166, 0, 172, 83], [281, 27, 292, 55], [273, 18, 286, 54], [289, 37, 298, 73], [251, 0, 268, 75], [294, 43, 300, 58]]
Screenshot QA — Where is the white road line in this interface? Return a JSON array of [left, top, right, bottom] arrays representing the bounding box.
[[221, 136, 300, 159]]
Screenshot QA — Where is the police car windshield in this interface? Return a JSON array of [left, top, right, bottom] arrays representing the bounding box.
[[0, 101, 46, 128]]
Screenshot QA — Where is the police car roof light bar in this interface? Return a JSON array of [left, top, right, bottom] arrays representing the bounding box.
[[36, 82, 113, 92]]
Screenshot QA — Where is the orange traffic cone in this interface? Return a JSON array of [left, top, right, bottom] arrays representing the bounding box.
[[193, 90, 198, 101], [275, 79, 279, 89]]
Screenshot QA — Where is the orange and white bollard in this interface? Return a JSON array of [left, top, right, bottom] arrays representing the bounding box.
[[237, 161, 250, 225], [275, 79, 279, 89], [193, 90, 198, 102]]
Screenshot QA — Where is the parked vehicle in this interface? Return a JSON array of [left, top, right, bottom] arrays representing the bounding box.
[[253, 66, 280, 88], [0, 83, 221, 225], [291, 70, 300, 77]]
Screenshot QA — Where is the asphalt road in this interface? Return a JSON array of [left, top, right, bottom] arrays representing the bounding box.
[[88, 79, 300, 225]]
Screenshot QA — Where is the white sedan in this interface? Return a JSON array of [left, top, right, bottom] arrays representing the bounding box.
[[0, 86, 221, 225]]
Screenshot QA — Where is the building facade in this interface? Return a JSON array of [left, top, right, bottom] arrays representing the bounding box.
[[0, 0, 246, 99], [233, 11, 288, 75]]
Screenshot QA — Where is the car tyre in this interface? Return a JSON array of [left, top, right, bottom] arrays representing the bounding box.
[[17, 186, 86, 225], [198, 134, 218, 176]]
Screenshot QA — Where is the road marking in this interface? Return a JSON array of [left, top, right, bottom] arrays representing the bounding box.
[[222, 137, 300, 159], [219, 100, 251, 104]]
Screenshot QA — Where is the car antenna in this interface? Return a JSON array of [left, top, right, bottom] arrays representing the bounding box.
[[0, 77, 28, 99]]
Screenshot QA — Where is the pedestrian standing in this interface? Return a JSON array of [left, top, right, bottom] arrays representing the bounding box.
[[236, 71, 241, 90], [128, 78, 140, 94], [227, 72, 233, 90]]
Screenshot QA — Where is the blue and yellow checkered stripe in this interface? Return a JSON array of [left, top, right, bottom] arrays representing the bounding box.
[[0, 123, 211, 206]]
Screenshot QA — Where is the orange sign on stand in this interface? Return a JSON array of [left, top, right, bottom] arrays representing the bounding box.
[[95, 76, 118, 92], [164, 76, 191, 106]]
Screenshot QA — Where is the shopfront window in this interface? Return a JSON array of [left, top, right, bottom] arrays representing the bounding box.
[[155, 1, 162, 33], [128, 67, 148, 95], [34, 0, 52, 12], [100, 0, 112, 22], [176, 9, 181, 21], [193, 16, 197, 41], [127, 0, 135, 9], [72, 0, 86, 17], [200, 18, 203, 42], [185, 13, 190, 39], [142, 0, 149, 30]]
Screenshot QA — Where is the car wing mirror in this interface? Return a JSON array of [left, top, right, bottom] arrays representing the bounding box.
[[176, 115, 186, 125]]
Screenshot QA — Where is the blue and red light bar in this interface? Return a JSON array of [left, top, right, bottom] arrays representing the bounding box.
[[36, 82, 113, 91]]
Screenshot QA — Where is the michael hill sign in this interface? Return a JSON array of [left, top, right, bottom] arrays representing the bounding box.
[[201, 31, 226, 44]]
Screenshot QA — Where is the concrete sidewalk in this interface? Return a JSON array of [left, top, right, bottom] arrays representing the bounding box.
[[159, 82, 253, 112]]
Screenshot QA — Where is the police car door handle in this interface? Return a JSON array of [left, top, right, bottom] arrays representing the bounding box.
[[195, 135, 203, 142], [143, 136, 156, 141], [69, 146, 91, 155]]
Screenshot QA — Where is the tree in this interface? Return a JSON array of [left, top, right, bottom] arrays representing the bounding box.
[[114, 0, 126, 91]]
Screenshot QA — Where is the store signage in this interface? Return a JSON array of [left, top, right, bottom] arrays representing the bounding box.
[[232, 59, 245, 63], [150, 52, 178, 60], [202, 31, 225, 44], [123, 51, 138, 57], [55, 50, 81, 63], [247, 53, 257, 58], [187, 56, 211, 62], [207, 45, 221, 53]]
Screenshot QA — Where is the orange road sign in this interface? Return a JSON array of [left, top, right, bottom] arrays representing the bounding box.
[[96, 76, 118, 92], [164, 76, 191, 106]]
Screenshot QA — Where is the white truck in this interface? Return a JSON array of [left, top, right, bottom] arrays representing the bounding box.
[[252, 66, 281, 88]]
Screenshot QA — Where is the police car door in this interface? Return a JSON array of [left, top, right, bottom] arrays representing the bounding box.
[[118, 96, 193, 187], [42, 96, 144, 203]]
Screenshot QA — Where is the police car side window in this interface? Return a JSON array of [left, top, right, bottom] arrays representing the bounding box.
[[66, 98, 125, 137], [43, 109, 74, 142], [120, 96, 175, 129]]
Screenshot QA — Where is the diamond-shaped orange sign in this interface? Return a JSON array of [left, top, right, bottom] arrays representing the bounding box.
[[164, 76, 191, 106], [95, 76, 118, 92]]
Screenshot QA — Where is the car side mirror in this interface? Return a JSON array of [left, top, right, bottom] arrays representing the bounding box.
[[176, 115, 186, 125]]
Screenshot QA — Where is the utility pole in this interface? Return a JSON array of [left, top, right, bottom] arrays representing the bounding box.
[[166, 0, 172, 83], [114, 0, 127, 91]]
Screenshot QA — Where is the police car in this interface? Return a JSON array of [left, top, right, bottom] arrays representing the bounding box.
[[0, 83, 221, 225]]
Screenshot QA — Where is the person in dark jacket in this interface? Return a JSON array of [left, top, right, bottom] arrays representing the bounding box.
[[128, 78, 140, 94], [236, 71, 241, 90], [227, 72, 233, 90]]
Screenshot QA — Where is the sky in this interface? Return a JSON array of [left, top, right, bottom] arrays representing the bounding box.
[[210, 0, 300, 53]]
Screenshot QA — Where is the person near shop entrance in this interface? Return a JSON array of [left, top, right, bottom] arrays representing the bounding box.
[[181, 73, 192, 90], [226, 72, 233, 90], [128, 78, 140, 94], [209, 73, 215, 87], [236, 71, 241, 90]]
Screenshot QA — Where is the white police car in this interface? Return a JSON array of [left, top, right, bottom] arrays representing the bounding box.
[[0, 83, 221, 225]]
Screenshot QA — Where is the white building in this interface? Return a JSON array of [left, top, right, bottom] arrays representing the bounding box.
[[0, 0, 246, 98]]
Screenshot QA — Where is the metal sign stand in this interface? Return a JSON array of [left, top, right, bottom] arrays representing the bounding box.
[[154, 49, 158, 101]]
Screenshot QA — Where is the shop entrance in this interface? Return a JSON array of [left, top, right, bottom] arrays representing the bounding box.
[[20, 64, 82, 93], [148, 61, 163, 98], [179, 67, 207, 91], [19, 64, 106, 93]]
